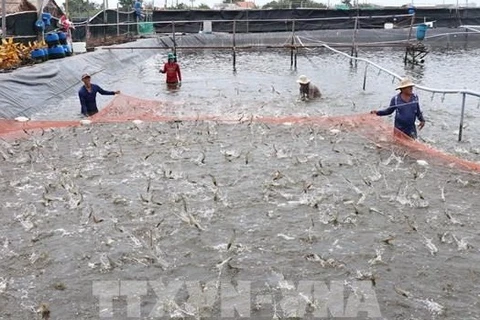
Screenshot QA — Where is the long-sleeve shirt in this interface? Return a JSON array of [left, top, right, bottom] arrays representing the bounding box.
[[78, 84, 116, 116], [376, 93, 425, 138], [161, 62, 181, 84], [300, 83, 321, 99]]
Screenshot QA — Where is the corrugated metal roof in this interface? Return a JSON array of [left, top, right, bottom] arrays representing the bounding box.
[[0, 0, 36, 14], [0, 0, 62, 15]]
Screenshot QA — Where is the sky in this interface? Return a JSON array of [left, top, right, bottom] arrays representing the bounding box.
[[92, 0, 473, 10]]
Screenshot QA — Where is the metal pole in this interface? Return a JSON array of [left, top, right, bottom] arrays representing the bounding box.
[[2, 0, 6, 39], [404, 14, 415, 65], [86, 0, 90, 46], [407, 13, 415, 42], [290, 20, 295, 69], [458, 92, 466, 141], [172, 21, 176, 56], [116, 3, 120, 37], [136, 12, 139, 35], [350, 16, 358, 66], [294, 47, 297, 70], [362, 64, 368, 90], [233, 20, 236, 72], [103, 0, 107, 42]]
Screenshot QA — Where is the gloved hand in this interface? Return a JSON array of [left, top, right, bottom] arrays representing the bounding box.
[[178, 81, 182, 87]]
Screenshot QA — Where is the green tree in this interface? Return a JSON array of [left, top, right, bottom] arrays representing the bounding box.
[[118, 0, 134, 10], [144, 1, 154, 9], [62, 0, 100, 18], [197, 3, 210, 8], [341, 0, 353, 8]]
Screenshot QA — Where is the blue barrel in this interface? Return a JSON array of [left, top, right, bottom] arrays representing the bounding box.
[[416, 24, 428, 41], [45, 33, 60, 47], [63, 44, 73, 56], [42, 48, 49, 61], [31, 49, 46, 62], [34, 20, 45, 32], [42, 12, 52, 26], [57, 32, 67, 45], [48, 45, 66, 59]]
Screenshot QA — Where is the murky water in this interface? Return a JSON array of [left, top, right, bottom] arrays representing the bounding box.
[[34, 45, 480, 158], [2, 45, 480, 319]]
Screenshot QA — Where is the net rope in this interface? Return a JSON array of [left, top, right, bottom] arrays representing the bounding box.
[[1, 94, 480, 172]]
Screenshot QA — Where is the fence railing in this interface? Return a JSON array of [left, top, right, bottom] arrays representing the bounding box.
[[318, 42, 480, 142]]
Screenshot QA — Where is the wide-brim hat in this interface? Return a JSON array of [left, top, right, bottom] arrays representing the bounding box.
[[81, 73, 91, 80], [396, 78, 415, 90], [297, 75, 310, 85], [167, 53, 175, 59]]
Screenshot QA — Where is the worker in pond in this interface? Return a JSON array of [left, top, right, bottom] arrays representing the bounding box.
[[79, 73, 120, 117], [160, 53, 182, 88], [370, 77, 426, 139], [297, 75, 321, 101]]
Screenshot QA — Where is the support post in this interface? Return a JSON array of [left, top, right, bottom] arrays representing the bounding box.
[[1, 0, 6, 40], [464, 26, 468, 49], [136, 13, 139, 35], [404, 13, 415, 65], [350, 16, 358, 66], [407, 13, 415, 42], [65, 0, 69, 19], [127, 11, 130, 35], [116, 3, 120, 37], [86, 4, 90, 47], [458, 92, 466, 142], [172, 21, 176, 56], [294, 47, 298, 69], [232, 20, 236, 72], [290, 19, 295, 69], [103, 0, 107, 42], [362, 64, 368, 91]]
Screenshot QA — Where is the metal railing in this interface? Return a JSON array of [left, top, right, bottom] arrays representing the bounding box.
[[318, 42, 480, 142], [94, 15, 480, 142]]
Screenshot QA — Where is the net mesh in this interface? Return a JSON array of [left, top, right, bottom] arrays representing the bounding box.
[[1, 94, 480, 172]]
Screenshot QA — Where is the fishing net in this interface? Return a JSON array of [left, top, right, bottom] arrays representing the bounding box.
[[1, 94, 480, 172]]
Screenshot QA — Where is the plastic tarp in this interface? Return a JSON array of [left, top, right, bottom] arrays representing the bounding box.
[[0, 38, 160, 119]]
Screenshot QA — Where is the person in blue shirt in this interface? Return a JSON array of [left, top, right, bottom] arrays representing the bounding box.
[[78, 73, 120, 117], [134, 0, 143, 21], [371, 78, 425, 139]]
